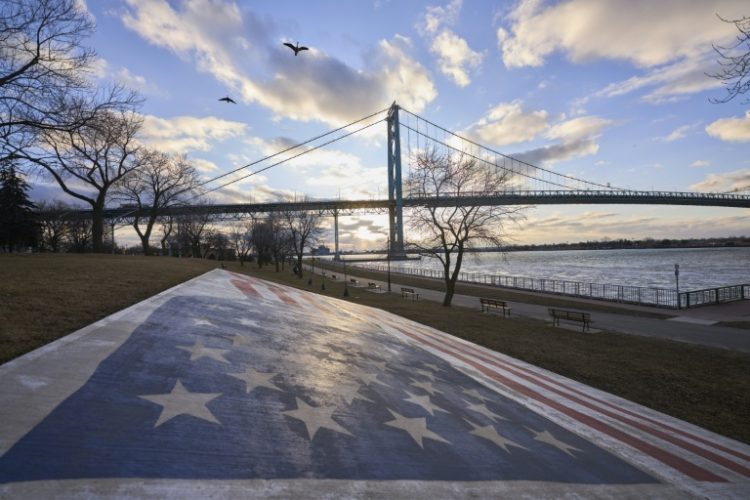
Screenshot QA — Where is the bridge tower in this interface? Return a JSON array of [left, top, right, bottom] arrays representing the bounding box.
[[387, 102, 406, 258]]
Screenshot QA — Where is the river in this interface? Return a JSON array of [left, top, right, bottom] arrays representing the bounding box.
[[347, 247, 750, 291]]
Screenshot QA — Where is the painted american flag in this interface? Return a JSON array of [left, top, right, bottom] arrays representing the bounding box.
[[1, 271, 748, 499]]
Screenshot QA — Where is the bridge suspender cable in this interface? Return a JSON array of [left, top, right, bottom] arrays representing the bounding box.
[[195, 117, 386, 199], [193, 107, 390, 192], [399, 106, 626, 192]]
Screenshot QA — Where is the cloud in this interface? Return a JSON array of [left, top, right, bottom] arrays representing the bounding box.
[[460, 103, 612, 167], [122, 0, 436, 126], [115, 67, 167, 97], [689, 169, 750, 192], [190, 158, 220, 173], [498, 0, 744, 102], [418, 0, 482, 87], [656, 123, 697, 142], [597, 55, 724, 103], [429, 30, 483, 87], [497, 0, 744, 68], [514, 115, 613, 166], [705, 111, 750, 143], [419, 0, 463, 35], [245, 136, 386, 199], [464, 101, 549, 147], [689, 160, 710, 168], [513, 208, 750, 244], [139, 114, 246, 153]]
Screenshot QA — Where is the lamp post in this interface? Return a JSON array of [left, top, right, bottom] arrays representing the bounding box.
[[343, 257, 349, 297], [387, 236, 392, 293], [674, 263, 680, 309], [308, 256, 314, 285]]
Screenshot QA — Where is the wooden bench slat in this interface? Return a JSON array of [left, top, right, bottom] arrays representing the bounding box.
[[548, 307, 591, 331], [479, 297, 511, 317]]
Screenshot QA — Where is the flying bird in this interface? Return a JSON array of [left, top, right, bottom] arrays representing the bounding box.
[[283, 41, 309, 56], [218, 96, 236, 104]]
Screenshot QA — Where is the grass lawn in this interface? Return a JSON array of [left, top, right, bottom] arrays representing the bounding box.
[[1, 254, 748, 444], [0, 253, 220, 364]]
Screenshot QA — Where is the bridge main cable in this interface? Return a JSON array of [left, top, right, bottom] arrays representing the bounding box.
[[193, 106, 390, 197]]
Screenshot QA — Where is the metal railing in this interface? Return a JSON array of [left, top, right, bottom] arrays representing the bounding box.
[[354, 264, 750, 309], [356, 263, 683, 308], [679, 285, 749, 308]]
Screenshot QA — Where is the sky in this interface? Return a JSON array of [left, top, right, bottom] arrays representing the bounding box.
[[30, 0, 750, 249]]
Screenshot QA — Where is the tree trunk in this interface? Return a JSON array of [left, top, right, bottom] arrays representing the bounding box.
[[443, 280, 456, 306], [91, 205, 105, 253], [296, 254, 304, 278]]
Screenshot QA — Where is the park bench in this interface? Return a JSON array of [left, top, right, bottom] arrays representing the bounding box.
[[331, 274, 337, 280], [479, 298, 511, 317], [401, 287, 420, 301], [367, 282, 382, 291], [350, 278, 359, 285], [548, 308, 591, 332]]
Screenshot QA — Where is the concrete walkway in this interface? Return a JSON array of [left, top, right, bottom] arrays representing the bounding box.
[[313, 267, 750, 353], [2, 270, 748, 498]]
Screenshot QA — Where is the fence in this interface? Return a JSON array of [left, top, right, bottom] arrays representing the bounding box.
[[355, 263, 682, 308], [679, 284, 750, 308], [332, 261, 750, 309]]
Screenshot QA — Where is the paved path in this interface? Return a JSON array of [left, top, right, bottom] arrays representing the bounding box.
[[1, 270, 748, 498], [319, 268, 750, 352]]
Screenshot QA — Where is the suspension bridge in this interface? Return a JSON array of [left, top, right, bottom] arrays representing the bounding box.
[[67, 103, 750, 256]]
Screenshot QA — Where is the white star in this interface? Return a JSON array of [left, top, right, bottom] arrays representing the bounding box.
[[368, 360, 390, 372], [466, 420, 527, 453], [462, 388, 491, 403], [356, 370, 388, 387], [423, 362, 441, 372], [384, 409, 451, 448], [410, 380, 441, 396], [193, 318, 215, 327], [139, 380, 221, 427], [415, 368, 437, 381], [229, 367, 282, 393], [529, 428, 582, 457], [177, 340, 230, 364], [336, 382, 374, 406], [466, 403, 506, 422], [282, 398, 353, 440], [403, 391, 449, 416], [238, 318, 259, 328]]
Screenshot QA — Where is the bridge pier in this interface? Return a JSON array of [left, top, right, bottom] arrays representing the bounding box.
[[387, 103, 406, 259], [333, 209, 340, 260]]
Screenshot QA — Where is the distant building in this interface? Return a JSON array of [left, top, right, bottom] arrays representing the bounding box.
[[315, 245, 331, 255]]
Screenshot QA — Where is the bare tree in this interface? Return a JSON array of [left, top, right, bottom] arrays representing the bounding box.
[[114, 151, 199, 255], [0, 1, 137, 165], [230, 220, 253, 266], [177, 210, 213, 258], [36, 199, 69, 252], [0, 0, 93, 158], [66, 217, 91, 253], [28, 108, 143, 252], [281, 201, 322, 278], [251, 217, 274, 268], [709, 15, 750, 103], [406, 148, 526, 306]]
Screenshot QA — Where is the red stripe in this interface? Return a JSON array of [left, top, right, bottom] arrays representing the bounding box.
[[393, 325, 727, 482], [264, 283, 299, 307], [231, 278, 261, 298], [498, 352, 750, 465], [403, 322, 750, 478]]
